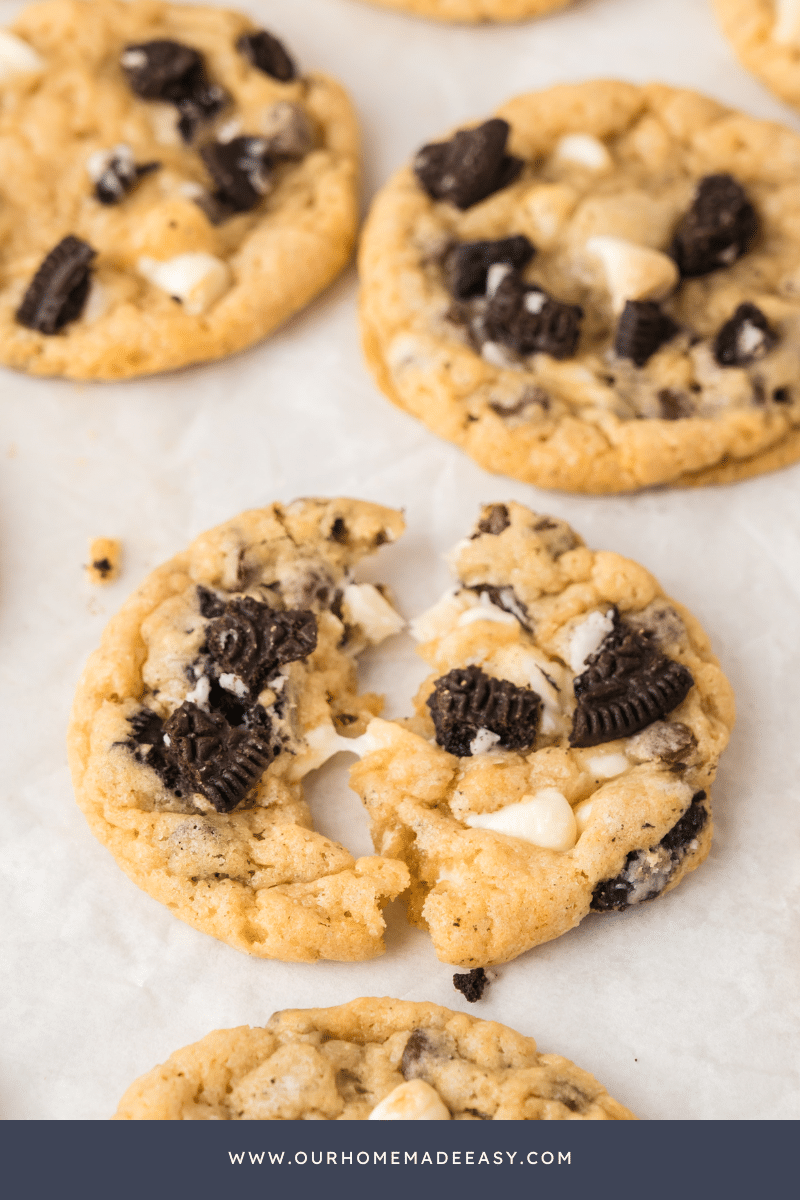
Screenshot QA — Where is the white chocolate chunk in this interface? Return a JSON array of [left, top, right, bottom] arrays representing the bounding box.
[[81, 281, 109, 325], [368, 1080, 451, 1121], [0, 29, 44, 79], [568, 610, 615, 672], [586, 236, 679, 313], [574, 798, 594, 836], [299, 721, 353, 771], [410, 589, 469, 643], [469, 728, 501, 755], [457, 599, 518, 628], [137, 253, 231, 316], [554, 133, 612, 173], [342, 583, 404, 645], [774, 0, 800, 45], [465, 788, 577, 851], [585, 752, 629, 778]]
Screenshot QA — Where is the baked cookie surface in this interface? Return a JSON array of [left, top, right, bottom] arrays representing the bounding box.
[[359, 80, 800, 492], [0, 0, 359, 379], [713, 1, 800, 109], [114, 997, 635, 1119], [67, 499, 409, 962], [356, 0, 571, 24], [349, 503, 735, 967]]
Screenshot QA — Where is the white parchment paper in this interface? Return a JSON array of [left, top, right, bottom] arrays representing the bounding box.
[[1, 0, 799, 1121]]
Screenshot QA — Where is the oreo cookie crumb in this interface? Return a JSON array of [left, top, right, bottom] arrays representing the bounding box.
[[445, 236, 534, 300], [475, 504, 510, 536], [658, 388, 694, 420], [91, 146, 159, 205], [483, 271, 581, 360], [200, 137, 272, 217], [205, 597, 317, 694], [671, 174, 758, 278], [237, 30, 296, 82], [196, 586, 225, 619], [16, 235, 96, 334], [453, 966, 489, 1003], [127, 708, 183, 795], [414, 118, 523, 210], [120, 40, 226, 143], [614, 301, 679, 367], [164, 702, 276, 813], [427, 664, 541, 757], [713, 302, 778, 367], [591, 791, 708, 911], [570, 619, 694, 748]]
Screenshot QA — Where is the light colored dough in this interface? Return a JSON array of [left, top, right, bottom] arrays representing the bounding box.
[[114, 997, 636, 1120], [713, 0, 800, 110], [0, 0, 359, 379], [67, 499, 409, 962], [359, 80, 800, 492]]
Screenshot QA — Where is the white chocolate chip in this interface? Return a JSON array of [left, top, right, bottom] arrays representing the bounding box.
[[567, 609, 615, 672], [457, 596, 518, 628], [774, 0, 800, 45], [586, 235, 679, 313], [554, 133, 612, 173], [469, 728, 501, 755], [368, 1080, 451, 1121], [137, 253, 231, 316], [524, 290, 546, 314], [81, 281, 109, 325], [342, 583, 405, 645], [0, 29, 44, 79], [464, 788, 577, 851], [178, 180, 204, 200], [410, 590, 470, 642], [574, 798, 594, 836], [585, 751, 629, 778]]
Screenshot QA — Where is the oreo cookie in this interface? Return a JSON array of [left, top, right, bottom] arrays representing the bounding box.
[[414, 119, 523, 211], [200, 137, 273, 217], [164, 702, 276, 813], [205, 597, 318, 694], [614, 300, 679, 367], [120, 40, 226, 143], [453, 967, 489, 1003], [483, 271, 582, 360], [237, 30, 296, 82], [445, 236, 534, 300], [713, 302, 777, 367], [570, 619, 694, 749], [90, 146, 159, 205], [15, 235, 96, 335], [427, 665, 541, 758], [671, 174, 758, 278]]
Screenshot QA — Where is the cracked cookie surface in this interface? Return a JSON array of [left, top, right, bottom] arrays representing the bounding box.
[[0, 0, 358, 379], [359, 80, 800, 492], [114, 997, 635, 1119], [356, 1, 571, 24], [349, 503, 735, 967], [67, 499, 408, 962]]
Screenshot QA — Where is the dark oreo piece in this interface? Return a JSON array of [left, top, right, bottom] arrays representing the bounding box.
[[483, 271, 582, 360], [671, 174, 758, 278], [570, 620, 694, 749], [453, 967, 489, 1003], [427, 665, 541, 758], [237, 30, 296, 82], [164, 701, 275, 813], [94, 153, 159, 206], [475, 503, 510, 536], [658, 389, 694, 421], [713, 302, 778, 367], [200, 137, 272, 216], [127, 708, 183, 795], [591, 791, 708, 911], [401, 1030, 434, 1079], [16, 235, 96, 335], [196, 586, 225, 619], [614, 300, 679, 367], [205, 597, 317, 693], [414, 118, 523, 210], [120, 41, 226, 143], [445, 235, 534, 300]]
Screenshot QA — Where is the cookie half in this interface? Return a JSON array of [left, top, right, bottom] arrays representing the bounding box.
[[114, 997, 635, 1119], [0, 0, 359, 379], [355, 0, 572, 24], [359, 80, 800, 492], [67, 500, 409, 962], [713, 1, 800, 110], [349, 503, 735, 967]]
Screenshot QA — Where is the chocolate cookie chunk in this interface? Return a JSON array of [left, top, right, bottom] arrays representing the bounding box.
[[120, 39, 226, 142], [614, 301, 680, 367], [483, 271, 582, 360], [16, 235, 95, 335], [671, 174, 758, 278], [570, 620, 694, 748], [205, 598, 317, 694], [237, 30, 296, 82], [163, 702, 276, 813], [427, 664, 541, 757], [414, 119, 523, 210], [200, 137, 272, 217], [453, 967, 489, 1003], [445, 236, 534, 300], [713, 302, 778, 367]]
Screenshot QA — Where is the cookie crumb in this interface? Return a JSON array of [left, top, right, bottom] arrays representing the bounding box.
[[87, 538, 121, 584], [453, 966, 489, 1003]]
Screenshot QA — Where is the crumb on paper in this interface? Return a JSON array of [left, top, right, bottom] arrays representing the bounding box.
[[86, 538, 121, 585]]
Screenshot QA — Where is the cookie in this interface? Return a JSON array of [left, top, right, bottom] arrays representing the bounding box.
[[359, 81, 800, 492], [349, 503, 735, 967], [114, 997, 635, 1119], [356, 1, 571, 24], [713, 1, 800, 109], [0, 0, 359, 379], [67, 499, 409, 962]]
